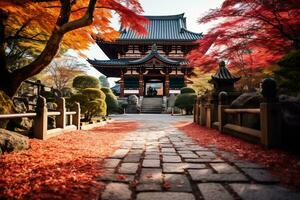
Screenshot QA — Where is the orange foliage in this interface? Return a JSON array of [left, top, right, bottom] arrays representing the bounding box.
[[1, 0, 148, 54], [175, 121, 300, 191], [0, 121, 138, 199]]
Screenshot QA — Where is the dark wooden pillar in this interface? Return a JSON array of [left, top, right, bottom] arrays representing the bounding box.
[[120, 71, 124, 97], [139, 73, 144, 96], [165, 73, 170, 96], [184, 74, 188, 87]]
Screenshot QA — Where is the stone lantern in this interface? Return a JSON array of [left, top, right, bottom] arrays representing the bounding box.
[[210, 61, 240, 92]]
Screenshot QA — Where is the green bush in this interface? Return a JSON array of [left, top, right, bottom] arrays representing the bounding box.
[[100, 87, 118, 114], [67, 93, 89, 112], [72, 75, 100, 90], [82, 88, 106, 101], [105, 92, 119, 114], [100, 87, 112, 94], [180, 87, 196, 94], [40, 91, 55, 102], [85, 99, 107, 120], [275, 50, 300, 94], [0, 90, 13, 128], [175, 93, 197, 115]]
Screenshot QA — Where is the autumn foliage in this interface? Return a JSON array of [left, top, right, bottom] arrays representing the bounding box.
[[0, 0, 148, 97], [188, 0, 300, 72], [0, 121, 138, 199], [175, 121, 300, 190]]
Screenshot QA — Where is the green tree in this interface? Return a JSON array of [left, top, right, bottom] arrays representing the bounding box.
[[175, 87, 196, 115], [274, 50, 300, 95], [72, 75, 100, 90], [99, 75, 110, 88], [101, 88, 118, 115]]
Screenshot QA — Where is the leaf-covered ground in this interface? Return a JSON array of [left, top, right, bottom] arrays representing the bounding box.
[[0, 121, 138, 199], [174, 121, 300, 191]]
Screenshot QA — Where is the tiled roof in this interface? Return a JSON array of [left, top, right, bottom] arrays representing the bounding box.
[[88, 44, 188, 66], [212, 61, 240, 81], [119, 13, 202, 41]]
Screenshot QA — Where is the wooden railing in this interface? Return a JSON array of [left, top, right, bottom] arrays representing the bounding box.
[[194, 94, 282, 148], [0, 96, 80, 140]]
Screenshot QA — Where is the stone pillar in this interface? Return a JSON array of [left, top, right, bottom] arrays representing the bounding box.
[[218, 92, 229, 132], [120, 72, 124, 97], [33, 96, 48, 140], [199, 97, 206, 126], [260, 78, 281, 147], [165, 74, 170, 96], [56, 97, 66, 129], [74, 102, 81, 130], [139, 73, 144, 97]]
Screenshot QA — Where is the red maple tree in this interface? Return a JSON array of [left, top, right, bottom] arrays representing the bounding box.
[[188, 0, 300, 72]]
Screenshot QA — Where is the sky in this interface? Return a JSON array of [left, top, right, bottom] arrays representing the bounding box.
[[84, 0, 224, 85]]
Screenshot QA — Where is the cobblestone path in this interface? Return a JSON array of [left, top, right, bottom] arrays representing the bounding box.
[[99, 114, 300, 200]]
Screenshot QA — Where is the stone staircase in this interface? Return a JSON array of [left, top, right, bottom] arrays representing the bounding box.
[[141, 97, 163, 114]]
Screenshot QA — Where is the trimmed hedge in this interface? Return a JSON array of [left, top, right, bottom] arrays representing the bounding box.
[[180, 87, 196, 94], [82, 88, 106, 101], [72, 75, 100, 90], [86, 99, 107, 119], [175, 93, 197, 115]]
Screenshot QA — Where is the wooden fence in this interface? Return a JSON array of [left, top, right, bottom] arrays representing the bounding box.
[[0, 96, 80, 140], [194, 92, 282, 148]]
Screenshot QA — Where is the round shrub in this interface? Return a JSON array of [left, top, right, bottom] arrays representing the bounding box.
[[105, 92, 119, 114], [180, 87, 196, 94], [82, 88, 106, 101], [67, 93, 89, 112], [72, 75, 100, 90], [101, 87, 112, 94], [86, 99, 107, 120], [0, 91, 13, 128], [175, 93, 197, 115]]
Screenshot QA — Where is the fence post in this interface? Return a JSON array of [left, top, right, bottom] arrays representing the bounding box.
[[74, 102, 81, 130], [33, 96, 48, 139], [206, 104, 212, 128], [199, 97, 206, 126], [218, 91, 228, 132], [193, 97, 200, 123], [260, 78, 282, 148], [56, 97, 66, 129]]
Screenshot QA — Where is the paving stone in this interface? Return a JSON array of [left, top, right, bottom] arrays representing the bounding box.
[[210, 163, 240, 173], [180, 153, 199, 158], [123, 154, 141, 162], [144, 154, 160, 160], [161, 148, 176, 153], [136, 183, 162, 191], [196, 151, 217, 158], [161, 152, 178, 156], [104, 159, 121, 168], [163, 155, 181, 163], [160, 144, 173, 148], [177, 150, 194, 154], [185, 158, 224, 163], [188, 169, 248, 182], [143, 160, 160, 168], [136, 192, 195, 200], [163, 163, 187, 173], [241, 168, 279, 183], [234, 161, 266, 169], [185, 163, 206, 169], [110, 149, 129, 158], [119, 163, 139, 174], [140, 168, 163, 184], [198, 183, 234, 200], [230, 183, 300, 200], [101, 183, 131, 200], [164, 174, 192, 192], [98, 172, 134, 183]]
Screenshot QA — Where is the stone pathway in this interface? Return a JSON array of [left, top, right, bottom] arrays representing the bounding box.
[[99, 114, 300, 200]]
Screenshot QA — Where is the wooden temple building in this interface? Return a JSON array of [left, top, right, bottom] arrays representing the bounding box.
[[88, 14, 202, 97]]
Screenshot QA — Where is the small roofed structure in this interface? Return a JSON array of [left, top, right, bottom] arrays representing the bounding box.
[[210, 61, 240, 92]]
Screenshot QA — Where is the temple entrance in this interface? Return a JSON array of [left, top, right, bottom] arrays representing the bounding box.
[[144, 78, 164, 97]]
